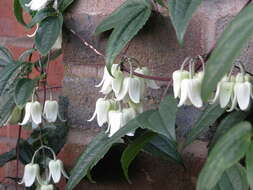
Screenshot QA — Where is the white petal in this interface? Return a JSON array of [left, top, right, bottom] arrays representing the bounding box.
[[209, 82, 221, 104], [96, 66, 111, 88], [44, 101, 58, 123], [116, 78, 130, 101], [112, 74, 123, 95], [122, 108, 136, 126], [227, 94, 237, 112], [188, 79, 203, 108], [49, 160, 61, 183], [100, 78, 112, 94], [19, 102, 32, 126], [96, 99, 110, 127], [31, 101, 42, 125], [219, 82, 234, 108], [27, 24, 39, 38], [41, 184, 54, 190], [128, 78, 141, 104], [147, 80, 159, 89], [59, 160, 69, 179], [87, 110, 97, 122], [235, 82, 251, 111], [173, 70, 182, 98], [20, 164, 39, 187], [178, 79, 190, 107], [108, 111, 122, 137], [29, 0, 49, 10]]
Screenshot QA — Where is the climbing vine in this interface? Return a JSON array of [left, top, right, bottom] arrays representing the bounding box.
[[0, 0, 252, 189]]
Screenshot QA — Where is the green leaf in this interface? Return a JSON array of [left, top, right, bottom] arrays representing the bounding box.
[[66, 110, 155, 190], [19, 48, 36, 62], [14, 0, 28, 27], [246, 141, 253, 189], [105, 0, 151, 69], [95, 1, 148, 35], [14, 78, 35, 108], [0, 149, 16, 167], [35, 14, 63, 55], [28, 8, 57, 28], [212, 164, 248, 190], [0, 91, 16, 127], [121, 131, 156, 183], [59, 0, 75, 12], [147, 96, 178, 141], [143, 134, 183, 165], [183, 104, 224, 148], [168, 0, 203, 44], [209, 111, 249, 149], [34, 49, 62, 67], [0, 46, 14, 65], [19, 0, 34, 13], [197, 121, 252, 190], [202, 3, 253, 101]]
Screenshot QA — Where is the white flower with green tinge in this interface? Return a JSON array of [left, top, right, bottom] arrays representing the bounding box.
[[25, 0, 50, 11], [172, 70, 189, 98], [48, 159, 69, 183], [40, 184, 54, 190], [19, 101, 42, 127], [19, 163, 40, 187], [135, 67, 160, 90], [107, 108, 136, 137], [43, 100, 64, 123], [88, 98, 113, 127]]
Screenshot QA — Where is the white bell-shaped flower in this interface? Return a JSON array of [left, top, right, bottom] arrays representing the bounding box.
[[116, 77, 141, 103], [135, 67, 160, 90], [96, 65, 123, 95], [19, 101, 42, 126], [88, 98, 112, 127], [48, 159, 69, 183], [228, 73, 252, 111], [43, 100, 60, 123], [25, 0, 50, 11], [107, 108, 136, 137], [178, 72, 203, 108], [210, 75, 235, 108], [172, 70, 189, 98], [19, 163, 40, 187], [40, 184, 54, 190]]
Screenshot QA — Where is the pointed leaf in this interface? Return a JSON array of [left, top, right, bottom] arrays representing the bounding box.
[[35, 14, 63, 55], [19, 48, 36, 62], [0, 46, 14, 65], [28, 8, 57, 28], [184, 104, 224, 147], [212, 164, 248, 190], [14, 0, 28, 27], [202, 3, 253, 101], [121, 131, 156, 183], [66, 110, 155, 190], [197, 121, 252, 190], [168, 0, 203, 44], [59, 0, 75, 12], [14, 78, 35, 108]]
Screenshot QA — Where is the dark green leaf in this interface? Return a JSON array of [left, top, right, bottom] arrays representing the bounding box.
[[59, 0, 75, 12], [95, 1, 148, 35], [212, 164, 248, 190], [35, 14, 63, 55], [14, 0, 28, 27], [209, 111, 249, 149], [143, 135, 183, 165], [168, 0, 203, 44], [202, 3, 253, 101], [184, 104, 224, 148], [105, 0, 151, 70], [121, 131, 156, 183], [28, 8, 57, 28], [197, 121, 252, 190], [246, 141, 253, 189], [19, 0, 34, 13], [147, 96, 177, 141], [0, 149, 16, 167], [14, 78, 35, 108], [19, 48, 36, 62], [0, 46, 14, 65], [0, 91, 16, 127], [66, 110, 155, 190]]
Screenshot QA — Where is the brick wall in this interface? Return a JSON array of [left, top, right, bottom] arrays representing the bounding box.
[[0, 0, 252, 189]]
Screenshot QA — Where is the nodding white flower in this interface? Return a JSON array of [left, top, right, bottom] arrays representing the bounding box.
[[19, 101, 42, 127], [135, 67, 160, 90], [96, 65, 123, 95], [25, 0, 50, 11], [40, 184, 54, 190], [172, 70, 189, 98], [178, 72, 204, 108], [48, 159, 69, 183], [210, 75, 235, 108], [19, 163, 40, 187], [128, 100, 144, 114], [228, 73, 252, 111], [116, 77, 142, 103], [107, 108, 136, 137], [88, 98, 113, 127], [43, 100, 63, 123]]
